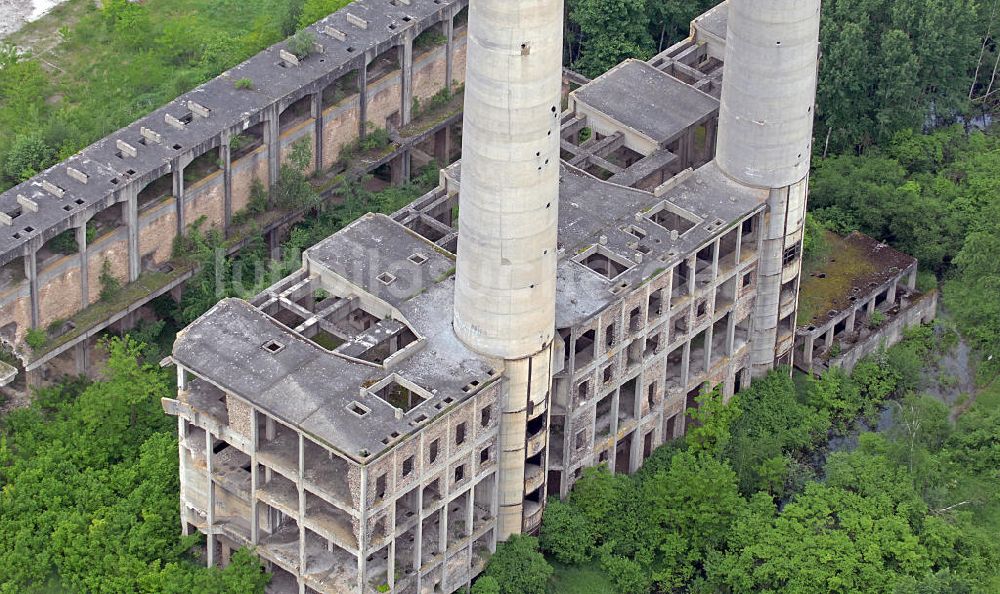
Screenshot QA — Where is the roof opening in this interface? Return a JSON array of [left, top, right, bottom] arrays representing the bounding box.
[[348, 401, 370, 416], [575, 246, 635, 280], [646, 202, 701, 236], [262, 339, 285, 353]]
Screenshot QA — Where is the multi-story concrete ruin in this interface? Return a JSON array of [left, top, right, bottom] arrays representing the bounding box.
[[158, 1, 832, 592], [0, 0, 472, 381]]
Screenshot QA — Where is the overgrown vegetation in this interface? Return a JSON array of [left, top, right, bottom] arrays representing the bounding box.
[[0, 0, 312, 192], [515, 330, 1000, 594], [0, 336, 270, 592]]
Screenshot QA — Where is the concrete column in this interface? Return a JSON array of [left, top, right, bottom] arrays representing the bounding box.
[[824, 327, 835, 348], [358, 62, 369, 140], [400, 35, 414, 126], [76, 224, 89, 307], [74, 340, 89, 375], [444, 17, 455, 89], [266, 228, 281, 262], [250, 409, 260, 544], [717, 0, 821, 376], [867, 298, 876, 315], [802, 334, 814, 368], [887, 281, 898, 306], [391, 150, 411, 185], [24, 251, 39, 329], [264, 109, 280, 190], [356, 465, 368, 594], [846, 309, 857, 333], [220, 136, 232, 232], [178, 418, 190, 536], [704, 119, 718, 161], [433, 126, 452, 164], [297, 434, 306, 590], [726, 313, 736, 356], [681, 341, 691, 388], [173, 166, 186, 238], [704, 326, 713, 372], [734, 221, 743, 270], [205, 430, 216, 567], [711, 238, 720, 280], [686, 256, 696, 296], [907, 266, 917, 291], [125, 189, 140, 282], [311, 92, 324, 174]]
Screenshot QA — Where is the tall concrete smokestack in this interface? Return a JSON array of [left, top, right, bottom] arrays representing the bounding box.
[[716, 0, 821, 375], [454, 0, 563, 538]]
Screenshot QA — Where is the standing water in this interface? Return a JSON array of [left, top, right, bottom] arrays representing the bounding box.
[[0, 0, 69, 40]]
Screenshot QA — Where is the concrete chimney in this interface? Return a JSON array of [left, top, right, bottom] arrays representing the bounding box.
[[453, 0, 563, 538], [716, 0, 821, 375]]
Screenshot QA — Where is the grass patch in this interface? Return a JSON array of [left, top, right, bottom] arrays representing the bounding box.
[[797, 230, 878, 325], [548, 563, 616, 594]]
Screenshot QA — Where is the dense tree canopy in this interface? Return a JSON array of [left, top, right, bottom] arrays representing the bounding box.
[[540, 327, 1000, 593], [0, 338, 269, 593]]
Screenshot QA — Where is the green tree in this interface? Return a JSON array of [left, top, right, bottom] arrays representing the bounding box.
[[539, 500, 593, 564], [568, 0, 654, 78], [817, 0, 981, 153], [480, 535, 553, 594], [470, 576, 501, 594], [3, 134, 54, 184]]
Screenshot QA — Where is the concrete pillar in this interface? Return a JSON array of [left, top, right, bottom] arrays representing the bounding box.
[[266, 228, 281, 262], [297, 434, 306, 590], [24, 250, 39, 329], [434, 126, 452, 165], [887, 281, 898, 305], [802, 334, 814, 368], [704, 326, 713, 372], [453, 0, 563, 540], [220, 136, 233, 232], [312, 92, 324, 174], [264, 109, 280, 190], [846, 309, 857, 333], [205, 429, 216, 567], [173, 166, 186, 238], [400, 34, 414, 126], [74, 340, 89, 375], [125, 188, 140, 282], [908, 266, 917, 291], [824, 327, 835, 348], [250, 409, 260, 544], [718, 0, 821, 376], [444, 16, 455, 89], [681, 341, 691, 388], [76, 224, 89, 307], [391, 150, 411, 185], [726, 313, 736, 356], [358, 62, 369, 140], [178, 418, 189, 536]]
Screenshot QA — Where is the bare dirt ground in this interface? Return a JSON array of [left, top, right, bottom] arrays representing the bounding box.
[[0, 0, 70, 41]]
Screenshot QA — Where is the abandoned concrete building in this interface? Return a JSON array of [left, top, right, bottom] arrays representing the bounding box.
[[0, 0, 471, 383], [160, 0, 831, 592], [0, 0, 937, 592]]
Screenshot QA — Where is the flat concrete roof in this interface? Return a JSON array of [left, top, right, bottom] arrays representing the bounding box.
[[798, 231, 917, 327], [173, 214, 494, 463], [572, 60, 719, 146], [693, 1, 729, 42]]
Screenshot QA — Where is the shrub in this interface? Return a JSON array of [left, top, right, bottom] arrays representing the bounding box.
[[869, 310, 887, 328], [234, 77, 254, 90], [287, 30, 316, 59], [98, 259, 121, 302], [25, 328, 47, 351]]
